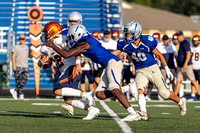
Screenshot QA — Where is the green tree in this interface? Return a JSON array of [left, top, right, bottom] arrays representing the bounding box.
[[124, 0, 200, 16]]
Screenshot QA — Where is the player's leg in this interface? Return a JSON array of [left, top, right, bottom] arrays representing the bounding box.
[[80, 71, 86, 92], [185, 65, 200, 96], [152, 64, 187, 116], [96, 70, 114, 100], [86, 70, 95, 92], [175, 67, 183, 95], [54, 66, 94, 106], [106, 59, 140, 121], [134, 69, 149, 120], [187, 70, 198, 101]]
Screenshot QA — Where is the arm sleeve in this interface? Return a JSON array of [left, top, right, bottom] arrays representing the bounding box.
[[117, 40, 124, 51], [149, 37, 157, 51], [40, 46, 49, 56], [12, 46, 16, 53]]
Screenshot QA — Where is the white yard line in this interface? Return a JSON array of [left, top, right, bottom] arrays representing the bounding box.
[[99, 101, 133, 133]]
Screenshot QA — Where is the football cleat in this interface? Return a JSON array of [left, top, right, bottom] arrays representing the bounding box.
[[19, 94, 24, 100], [180, 97, 187, 116], [187, 96, 195, 101], [137, 111, 148, 121], [61, 104, 74, 116], [10, 88, 18, 99], [120, 113, 141, 122], [145, 96, 151, 101], [83, 106, 100, 120]]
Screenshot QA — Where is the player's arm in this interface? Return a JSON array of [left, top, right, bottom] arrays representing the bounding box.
[[44, 39, 90, 59], [112, 49, 122, 56], [152, 48, 167, 67], [153, 48, 174, 80], [75, 54, 82, 75], [127, 54, 135, 76]]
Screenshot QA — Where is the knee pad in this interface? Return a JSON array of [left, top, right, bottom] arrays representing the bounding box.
[[159, 89, 170, 99]]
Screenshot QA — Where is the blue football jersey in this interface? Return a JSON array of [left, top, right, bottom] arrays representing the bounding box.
[[61, 24, 68, 36], [75, 34, 120, 68], [117, 35, 157, 69]]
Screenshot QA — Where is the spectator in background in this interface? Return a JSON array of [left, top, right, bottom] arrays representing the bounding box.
[[80, 55, 95, 94], [174, 31, 200, 97], [187, 35, 200, 101], [91, 31, 104, 85], [172, 33, 180, 51], [153, 32, 161, 43], [10, 34, 31, 99], [157, 35, 178, 92], [100, 30, 117, 52], [91, 31, 101, 41], [111, 30, 120, 41]]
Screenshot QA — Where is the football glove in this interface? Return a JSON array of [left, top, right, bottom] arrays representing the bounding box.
[[165, 66, 174, 81]]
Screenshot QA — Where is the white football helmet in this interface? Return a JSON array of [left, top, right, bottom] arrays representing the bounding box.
[[67, 11, 83, 28], [66, 24, 88, 48], [123, 21, 142, 43]]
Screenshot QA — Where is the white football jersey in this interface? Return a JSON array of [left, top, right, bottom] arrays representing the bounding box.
[[40, 36, 76, 73], [191, 45, 200, 70]]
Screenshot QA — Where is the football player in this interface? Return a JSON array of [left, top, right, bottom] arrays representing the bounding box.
[[187, 35, 200, 101], [44, 24, 141, 122], [112, 21, 187, 120], [53, 11, 84, 114], [39, 22, 99, 120]]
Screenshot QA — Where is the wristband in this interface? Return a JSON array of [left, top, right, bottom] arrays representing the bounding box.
[[76, 59, 81, 64]]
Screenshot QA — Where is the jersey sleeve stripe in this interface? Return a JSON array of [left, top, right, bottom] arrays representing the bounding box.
[[77, 43, 86, 46]]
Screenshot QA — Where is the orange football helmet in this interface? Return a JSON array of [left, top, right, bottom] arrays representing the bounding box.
[[192, 35, 200, 41], [91, 31, 101, 40], [111, 30, 120, 37], [192, 35, 200, 47], [172, 33, 178, 40], [42, 22, 62, 42], [152, 32, 160, 39]]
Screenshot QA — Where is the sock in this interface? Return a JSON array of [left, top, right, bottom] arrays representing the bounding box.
[[62, 87, 81, 97], [147, 89, 152, 98], [127, 107, 136, 115], [71, 98, 87, 110], [121, 85, 129, 93], [178, 99, 183, 105], [138, 94, 147, 112], [191, 94, 195, 97]]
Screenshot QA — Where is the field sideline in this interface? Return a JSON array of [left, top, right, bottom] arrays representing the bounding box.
[[0, 98, 200, 133]]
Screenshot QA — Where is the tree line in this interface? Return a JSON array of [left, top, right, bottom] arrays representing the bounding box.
[[125, 0, 200, 16]]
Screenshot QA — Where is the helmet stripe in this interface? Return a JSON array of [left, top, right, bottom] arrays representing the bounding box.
[[75, 25, 79, 32], [48, 26, 54, 33]]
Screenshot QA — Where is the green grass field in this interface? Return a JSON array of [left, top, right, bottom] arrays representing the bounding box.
[[0, 98, 200, 133]]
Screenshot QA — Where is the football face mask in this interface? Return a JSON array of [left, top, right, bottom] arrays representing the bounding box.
[[41, 31, 49, 42], [66, 34, 76, 48]]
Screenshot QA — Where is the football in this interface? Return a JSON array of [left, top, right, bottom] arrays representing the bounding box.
[[40, 54, 52, 69]]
